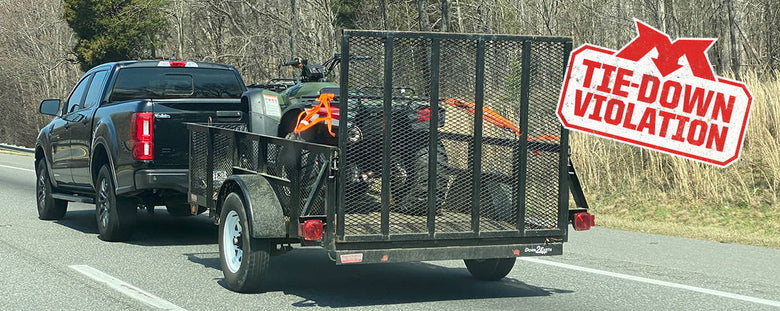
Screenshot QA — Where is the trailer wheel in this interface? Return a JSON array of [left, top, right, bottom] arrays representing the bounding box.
[[393, 144, 449, 215], [219, 192, 270, 293], [35, 159, 67, 220], [464, 257, 516, 281], [95, 165, 137, 241]]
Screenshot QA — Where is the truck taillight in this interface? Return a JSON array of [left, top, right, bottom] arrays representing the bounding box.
[[131, 112, 154, 161]]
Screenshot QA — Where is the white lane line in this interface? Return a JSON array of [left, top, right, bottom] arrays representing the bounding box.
[[69, 265, 187, 311], [0, 164, 34, 173], [520, 257, 780, 307]]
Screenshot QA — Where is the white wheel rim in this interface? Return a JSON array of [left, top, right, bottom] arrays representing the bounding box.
[[223, 210, 243, 273]]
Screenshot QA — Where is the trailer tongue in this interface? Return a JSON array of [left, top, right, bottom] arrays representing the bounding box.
[[187, 30, 591, 293]]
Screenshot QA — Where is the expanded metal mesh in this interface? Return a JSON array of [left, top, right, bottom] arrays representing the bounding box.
[[341, 32, 569, 238], [525, 41, 566, 230], [189, 123, 330, 218]]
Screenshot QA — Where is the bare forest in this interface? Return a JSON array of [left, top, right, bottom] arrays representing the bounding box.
[[0, 0, 776, 147]]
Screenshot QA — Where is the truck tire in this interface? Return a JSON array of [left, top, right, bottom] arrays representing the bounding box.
[[219, 192, 270, 293], [393, 144, 449, 216], [95, 165, 137, 241], [464, 257, 516, 281], [35, 159, 67, 220]]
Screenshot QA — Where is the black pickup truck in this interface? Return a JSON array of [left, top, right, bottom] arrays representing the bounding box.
[[35, 60, 247, 241]]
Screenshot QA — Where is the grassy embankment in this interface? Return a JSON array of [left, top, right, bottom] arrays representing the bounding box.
[[570, 70, 780, 248]]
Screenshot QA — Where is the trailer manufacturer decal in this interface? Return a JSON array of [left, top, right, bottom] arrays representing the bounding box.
[[524, 246, 554, 255], [558, 20, 752, 167], [340, 253, 363, 264]]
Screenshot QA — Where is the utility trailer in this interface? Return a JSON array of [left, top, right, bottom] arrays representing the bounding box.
[[187, 30, 593, 293]]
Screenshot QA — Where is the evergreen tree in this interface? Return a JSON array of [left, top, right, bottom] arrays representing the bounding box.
[[63, 0, 168, 71]]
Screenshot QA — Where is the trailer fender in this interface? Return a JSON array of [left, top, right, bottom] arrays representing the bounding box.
[[218, 174, 286, 239]]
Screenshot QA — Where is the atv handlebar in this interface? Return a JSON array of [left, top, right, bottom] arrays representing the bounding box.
[[281, 57, 305, 67]]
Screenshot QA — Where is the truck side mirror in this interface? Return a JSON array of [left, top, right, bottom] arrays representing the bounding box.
[[39, 99, 61, 116]]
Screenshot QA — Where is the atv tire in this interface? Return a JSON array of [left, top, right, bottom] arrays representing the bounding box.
[[392, 144, 449, 216]]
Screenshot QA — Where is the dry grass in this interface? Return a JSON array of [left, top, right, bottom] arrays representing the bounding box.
[[570, 70, 780, 249]]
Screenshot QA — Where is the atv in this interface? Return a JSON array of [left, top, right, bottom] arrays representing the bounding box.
[[242, 54, 449, 215]]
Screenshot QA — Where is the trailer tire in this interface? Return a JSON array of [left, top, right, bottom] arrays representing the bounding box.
[[219, 192, 270, 293], [464, 257, 516, 281], [95, 165, 136, 241], [35, 159, 67, 220]]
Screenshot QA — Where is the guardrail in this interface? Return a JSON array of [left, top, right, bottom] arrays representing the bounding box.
[[0, 143, 34, 154]]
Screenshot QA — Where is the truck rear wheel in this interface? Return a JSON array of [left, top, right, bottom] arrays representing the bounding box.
[[219, 192, 270, 293], [35, 159, 67, 220], [464, 257, 516, 281], [95, 165, 137, 241]]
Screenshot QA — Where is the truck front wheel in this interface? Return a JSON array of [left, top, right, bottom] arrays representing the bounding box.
[[35, 159, 67, 220], [95, 165, 137, 241], [219, 192, 270, 293], [464, 257, 516, 281]]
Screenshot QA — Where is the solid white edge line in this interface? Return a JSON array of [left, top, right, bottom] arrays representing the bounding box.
[[69, 265, 187, 311], [0, 164, 34, 173], [520, 257, 780, 308]]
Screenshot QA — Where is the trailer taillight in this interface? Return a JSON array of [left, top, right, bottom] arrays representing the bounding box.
[[300, 219, 323, 241], [573, 212, 595, 231], [130, 112, 154, 161]]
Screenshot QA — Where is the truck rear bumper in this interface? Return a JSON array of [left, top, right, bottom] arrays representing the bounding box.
[[332, 243, 562, 265], [134, 169, 189, 194]]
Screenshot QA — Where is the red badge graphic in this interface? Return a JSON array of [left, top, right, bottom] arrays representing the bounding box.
[[558, 20, 752, 167]]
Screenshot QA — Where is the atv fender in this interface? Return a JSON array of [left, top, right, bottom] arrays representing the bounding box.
[[244, 89, 282, 135], [219, 174, 287, 239]]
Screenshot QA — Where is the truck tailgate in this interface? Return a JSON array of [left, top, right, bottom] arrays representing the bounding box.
[[152, 98, 246, 167]]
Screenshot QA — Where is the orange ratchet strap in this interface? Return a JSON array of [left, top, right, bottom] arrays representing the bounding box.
[[441, 98, 558, 142], [294, 93, 336, 137]]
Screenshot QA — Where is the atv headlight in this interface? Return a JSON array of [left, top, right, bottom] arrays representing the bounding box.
[[347, 126, 362, 143]]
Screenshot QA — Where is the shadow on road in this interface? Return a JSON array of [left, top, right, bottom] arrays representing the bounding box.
[[54, 206, 217, 246], [186, 248, 573, 307]]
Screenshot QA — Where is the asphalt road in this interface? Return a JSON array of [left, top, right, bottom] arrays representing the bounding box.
[[0, 151, 778, 310]]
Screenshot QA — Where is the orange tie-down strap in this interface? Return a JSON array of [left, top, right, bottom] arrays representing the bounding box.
[[294, 93, 337, 137], [441, 98, 559, 142]]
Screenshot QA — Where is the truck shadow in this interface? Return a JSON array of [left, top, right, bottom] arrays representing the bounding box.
[[186, 248, 573, 307], [54, 205, 217, 246]]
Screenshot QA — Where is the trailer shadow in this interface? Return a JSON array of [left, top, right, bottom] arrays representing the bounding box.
[[53, 205, 217, 246], [187, 248, 573, 307]]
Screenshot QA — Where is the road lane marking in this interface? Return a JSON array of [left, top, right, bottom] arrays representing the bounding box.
[[520, 257, 780, 307], [0, 164, 34, 173], [69, 265, 187, 311]]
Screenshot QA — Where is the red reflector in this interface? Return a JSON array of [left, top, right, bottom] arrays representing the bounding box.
[[417, 108, 431, 122], [573, 212, 595, 231], [169, 61, 187, 67], [301, 219, 323, 241], [130, 113, 154, 161]]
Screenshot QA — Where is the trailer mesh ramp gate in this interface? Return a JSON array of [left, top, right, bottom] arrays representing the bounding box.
[[337, 31, 572, 243]]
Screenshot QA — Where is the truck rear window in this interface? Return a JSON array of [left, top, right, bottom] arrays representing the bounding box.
[[109, 68, 243, 102]]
